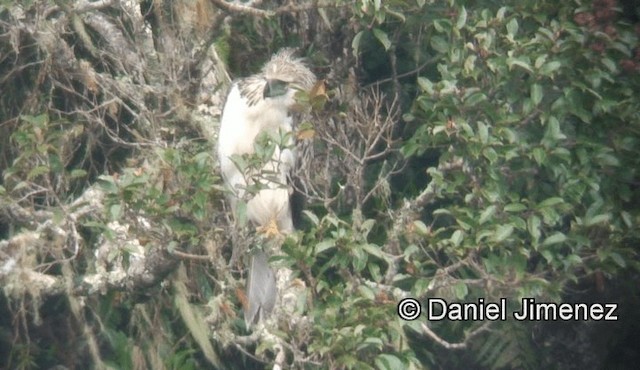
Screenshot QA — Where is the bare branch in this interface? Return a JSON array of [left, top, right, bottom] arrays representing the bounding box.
[[0, 182, 180, 299], [210, 0, 346, 17], [421, 321, 491, 350], [210, 0, 275, 17]]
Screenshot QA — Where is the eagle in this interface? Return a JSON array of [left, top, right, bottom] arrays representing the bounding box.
[[217, 49, 316, 326]]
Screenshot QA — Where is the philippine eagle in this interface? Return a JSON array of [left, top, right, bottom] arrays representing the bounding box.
[[217, 49, 316, 326]]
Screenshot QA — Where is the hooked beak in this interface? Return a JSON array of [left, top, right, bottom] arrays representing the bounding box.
[[263, 79, 289, 98]]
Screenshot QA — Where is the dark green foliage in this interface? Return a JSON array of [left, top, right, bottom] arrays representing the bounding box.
[[340, 0, 639, 368]]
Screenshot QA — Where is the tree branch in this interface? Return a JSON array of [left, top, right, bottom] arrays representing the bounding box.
[[420, 321, 491, 350]]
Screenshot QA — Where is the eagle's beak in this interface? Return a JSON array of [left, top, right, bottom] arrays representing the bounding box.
[[264, 79, 289, 98]]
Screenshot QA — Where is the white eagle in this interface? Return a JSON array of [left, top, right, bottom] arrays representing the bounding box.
[[217, 49, 316, 326]]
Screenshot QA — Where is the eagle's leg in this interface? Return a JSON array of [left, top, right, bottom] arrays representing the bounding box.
[[255, 218, 283, 238]]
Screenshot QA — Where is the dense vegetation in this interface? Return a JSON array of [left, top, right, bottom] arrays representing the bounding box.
[[1, 0, 639, 369]]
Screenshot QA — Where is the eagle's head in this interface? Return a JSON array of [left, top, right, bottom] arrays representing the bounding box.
[[261, 48, 316, 108]]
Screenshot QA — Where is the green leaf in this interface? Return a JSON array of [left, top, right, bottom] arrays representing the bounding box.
[[494, 224, 514, 242], [49, 153, 63, 173], [362, 243, 384, 259], [477, 121, 489, 144], [453, 282, 468, 299], [601, 58, 617, 73], [596, 152, 620, 167], [483, 147, 498, 164], [504, 203, 527, 212], [235, 201, 248, 227], [609, 252, 626, 268], [451, 230, 464, 247], [541, 249, 554, 263], [11, 181, 28, 192], [359, 337, 383, 351], [507, 58, 533, 73], [585, 213, 610, 227], [375, 354, 404, 370], [465, 92, 487, 105], [372, 28, 391, 51], [531, 84, 543, 105], [479, 205, 497, 224], [417, 77, 434, 94], [506, 18, 518, 37], [538, 27, 555, 40], [538, 197, 564, 208], [540, 61, 562, 76], [303, 210, 319, 225], [430, 36, 449, 54], [384, 7, 406, 22], [360, 218, 376, 237], [27, 165, 49, 180], [316, 240, 336, 253], [528, 215, 542, 243], [174, 266, 220, 367], [70, 169, 88, 178], [621, 211, 632, 228], [109, 203, 122, 220], [433, 19, 451, 33], [401, 139, 419, 157], [20, 114, 48, 126], [566, 253, 582, 264], [433, 208, 453, 216], [352, 30, 364, 55], [532, 147, 546, 165], [412, 220, 429, 235], [352, 246, 367, 271], [464, 55, 477, 73], [358, 285, 376, 300], [542, 232, 566, 246], [413, 278, 431, 296], [543, 116, 567, 142], [535, 55, 548, 69], [456, 6, 467, 29], [496, 7, 507, 21], [539, 206, 560, 225]]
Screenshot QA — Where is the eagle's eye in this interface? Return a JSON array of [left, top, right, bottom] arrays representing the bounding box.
[[264, 79, 289, 99]]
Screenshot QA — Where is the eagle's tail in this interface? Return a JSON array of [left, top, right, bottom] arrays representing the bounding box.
[[244, 250, 278, 327]]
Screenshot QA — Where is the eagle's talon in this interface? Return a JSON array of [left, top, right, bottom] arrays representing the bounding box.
[[256, 218, 282, 238]]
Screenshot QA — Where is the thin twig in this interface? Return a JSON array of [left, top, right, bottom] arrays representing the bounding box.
[[421, 321, 491, 350]]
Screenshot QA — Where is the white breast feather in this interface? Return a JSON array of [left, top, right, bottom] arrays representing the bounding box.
[[218, 82, 296, 232]]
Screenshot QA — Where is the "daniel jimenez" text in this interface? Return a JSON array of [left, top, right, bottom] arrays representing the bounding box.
[[426, 298, 618, 321]]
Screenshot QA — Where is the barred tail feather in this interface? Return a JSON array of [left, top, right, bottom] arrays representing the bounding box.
[[245, 250, 277, 326]]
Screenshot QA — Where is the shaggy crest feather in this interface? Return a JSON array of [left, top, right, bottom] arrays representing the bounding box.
[[263, 48, 316, 91]]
